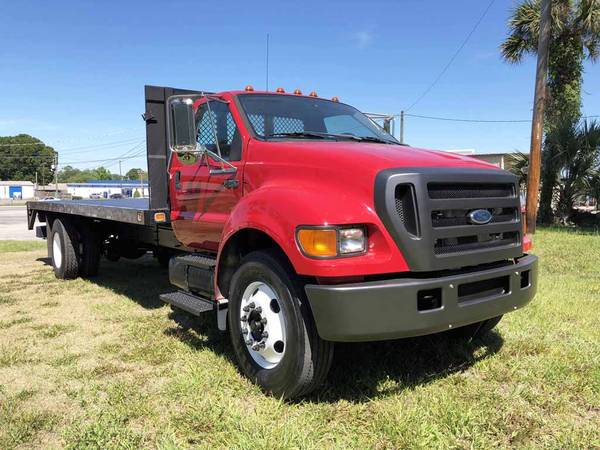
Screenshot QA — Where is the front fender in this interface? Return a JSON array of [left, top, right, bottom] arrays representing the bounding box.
[[219, 185, 409, 278]]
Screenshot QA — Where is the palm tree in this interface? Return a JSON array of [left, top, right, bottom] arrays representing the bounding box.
[[507, 151, 530, 192], [589, 170, 600, 210], [501, 0, 600, 223], [548, 120, 600, 222]]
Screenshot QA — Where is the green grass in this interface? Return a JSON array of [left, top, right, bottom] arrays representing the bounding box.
[[0, 240, 45, 253], [0, 227, 598, 449]]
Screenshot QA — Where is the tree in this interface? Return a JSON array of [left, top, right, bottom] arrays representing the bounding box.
[[92, 166, 113, 180], [501, 0, 600, 222], [0, 134, 56, 183], [549, 120, 600, 222], [589, 170, 600, 210], [507, 151, 530, 191], [125, 168, 147, 180]]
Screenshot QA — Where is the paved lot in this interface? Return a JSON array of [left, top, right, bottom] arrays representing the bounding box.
[[0, 206, 37, 240]]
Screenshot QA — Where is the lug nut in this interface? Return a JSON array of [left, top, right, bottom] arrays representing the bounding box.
[[248, 302, 255, 309], [240, 315, 247, 322], [260, 318, 267, 325], [241, 327, 248, 334], [252, 342, 265, 351], [262, 331, 269, 339], [255, 306, 262, 313], [245, 339, 253, 346]]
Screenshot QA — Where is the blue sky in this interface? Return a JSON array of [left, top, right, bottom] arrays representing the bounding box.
[[1, 0, 599, 173]]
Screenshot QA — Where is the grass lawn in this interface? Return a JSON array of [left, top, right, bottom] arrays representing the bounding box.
[[0, 229, 598, 449]]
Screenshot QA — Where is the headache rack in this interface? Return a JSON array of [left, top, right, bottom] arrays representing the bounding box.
[[375, 168, 523, 272]]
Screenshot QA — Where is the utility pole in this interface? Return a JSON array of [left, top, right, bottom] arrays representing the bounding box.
[[53, 154, 58, 197], [139, 170, 144, 197], [525, 0, 552, 235], [400, 111, 405, 144], [119, 160, 123, 192]]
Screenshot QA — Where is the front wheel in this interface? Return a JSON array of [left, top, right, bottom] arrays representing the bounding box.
[[228, 250, 333, 399]]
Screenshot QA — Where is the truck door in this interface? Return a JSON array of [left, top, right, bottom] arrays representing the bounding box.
[[169, 97, 244, 251]]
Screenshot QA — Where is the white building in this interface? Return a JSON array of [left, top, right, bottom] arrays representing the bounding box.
[[0, 181, 35, 200], [66, 180, 149, 199]]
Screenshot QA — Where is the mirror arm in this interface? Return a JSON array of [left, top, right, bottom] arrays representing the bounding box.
[[202, 92, 224, 169]]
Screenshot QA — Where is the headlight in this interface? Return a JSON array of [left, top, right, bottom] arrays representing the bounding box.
[[296, 226, 366, 258], [339, 228, 366, 254]]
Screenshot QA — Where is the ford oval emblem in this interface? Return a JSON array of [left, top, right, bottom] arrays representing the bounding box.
[[468, 209, 493, 225]]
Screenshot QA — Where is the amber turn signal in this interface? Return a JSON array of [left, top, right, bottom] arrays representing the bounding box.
[[297, 229, 337, 258]]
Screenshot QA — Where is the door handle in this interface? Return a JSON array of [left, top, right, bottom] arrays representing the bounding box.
[[223, 179, 239, 189], [174, 171, 181, 190]]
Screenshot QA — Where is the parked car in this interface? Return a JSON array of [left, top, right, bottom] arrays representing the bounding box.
[[109, 193, 124, 199], [89, 193, 102, 199]]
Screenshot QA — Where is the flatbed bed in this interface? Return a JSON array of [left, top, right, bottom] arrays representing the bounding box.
[[27, 198, 168, 229]]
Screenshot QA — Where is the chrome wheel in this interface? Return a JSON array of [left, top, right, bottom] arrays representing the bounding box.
[[52, 232, 62, 269], [240, 281, 286, 369]]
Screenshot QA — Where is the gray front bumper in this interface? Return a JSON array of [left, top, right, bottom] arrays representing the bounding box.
[[305, 255, 538, 342]]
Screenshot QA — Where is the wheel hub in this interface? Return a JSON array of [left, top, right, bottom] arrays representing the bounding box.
[[240, 281, 286, 369]]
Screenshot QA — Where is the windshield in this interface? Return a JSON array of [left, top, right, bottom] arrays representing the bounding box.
[[237, 94, 399, 144]]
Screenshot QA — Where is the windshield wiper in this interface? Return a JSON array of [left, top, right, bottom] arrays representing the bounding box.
[[265, 131, 335, 140], [266, 131, 399, 145], [347, 135, 399, 145]]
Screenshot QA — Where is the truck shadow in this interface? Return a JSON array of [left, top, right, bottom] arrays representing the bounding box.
[[45, 255, 505, 402], [308, 331, 504, 402]]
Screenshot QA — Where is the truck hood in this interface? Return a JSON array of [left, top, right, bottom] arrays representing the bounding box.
[[252, 140, 500, 176]]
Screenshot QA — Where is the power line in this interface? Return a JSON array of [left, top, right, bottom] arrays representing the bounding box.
[[403, 113, 600, 123], [405, 0, 496, 112]]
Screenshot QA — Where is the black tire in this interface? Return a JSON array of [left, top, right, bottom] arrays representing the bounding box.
[[50, 219, 80, 280], [451, 315, 503, 339], [228, 250, 334, 399], [79, 227, 101, 277]]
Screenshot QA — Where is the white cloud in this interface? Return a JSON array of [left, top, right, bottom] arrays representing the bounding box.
[[354, 31, 373, 49]]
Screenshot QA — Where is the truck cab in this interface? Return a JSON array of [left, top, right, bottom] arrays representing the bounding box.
[[28, 85, 538, 399]]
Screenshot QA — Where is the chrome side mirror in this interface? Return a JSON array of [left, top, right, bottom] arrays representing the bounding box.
[[169, 97, 197, 153]]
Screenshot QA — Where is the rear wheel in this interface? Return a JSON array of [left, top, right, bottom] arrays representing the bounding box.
[[50, 219, 79, 279], [228, 250, 334, 399]]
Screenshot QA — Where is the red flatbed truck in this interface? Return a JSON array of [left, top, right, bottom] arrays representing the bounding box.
[[27, 85, 538, 398]]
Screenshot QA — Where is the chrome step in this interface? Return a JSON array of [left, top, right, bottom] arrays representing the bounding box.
[[160, 291, 214, 316], [175, 254, 216, 268]]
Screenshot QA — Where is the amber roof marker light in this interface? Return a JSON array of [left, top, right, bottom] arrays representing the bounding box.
[[276, 87, 285, 93], [309, 91, 318, 97], [293, 89, 302, 95], [331, 96, 340, 102], [245, 85, 254, 92]]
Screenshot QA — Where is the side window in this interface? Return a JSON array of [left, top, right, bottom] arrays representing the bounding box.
[[196, 101, 242, 161]]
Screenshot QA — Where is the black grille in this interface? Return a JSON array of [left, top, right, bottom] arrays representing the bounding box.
[[434, 232, 519, 255], [375, 168, 523, 271], [395, 184, 419, 236], [428, 183, 514, 199], [431, 208, 517, 228]]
